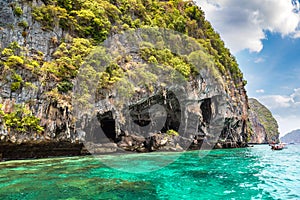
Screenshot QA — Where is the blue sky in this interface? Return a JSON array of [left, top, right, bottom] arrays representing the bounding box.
[[237, 32, 300, 136], [196, 0, 300, 135], [237, 32, 300, 96]]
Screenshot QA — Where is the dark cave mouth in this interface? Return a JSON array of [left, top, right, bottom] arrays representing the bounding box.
[[200, 98, 212, 124], [97, 91, 182, 140], [96, 97, 213, 143], [129, 91, 182, 134], [98, 111, 117, 141]]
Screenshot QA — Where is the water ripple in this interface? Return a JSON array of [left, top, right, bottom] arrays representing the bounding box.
[[0, 145, 299, 199]]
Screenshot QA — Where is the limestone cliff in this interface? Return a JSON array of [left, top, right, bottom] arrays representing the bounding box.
[[248, 98, 280, 143], [0, 0, 250, 159]]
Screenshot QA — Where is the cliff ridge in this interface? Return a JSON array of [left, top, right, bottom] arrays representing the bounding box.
[[0, 0, 250, 159]]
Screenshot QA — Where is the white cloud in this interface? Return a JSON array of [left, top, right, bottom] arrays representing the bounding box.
[[259, 95, 292, 109], [274, 114, 300, 137], [255, 89, 265, 93], [254, 57, 265, 63], [257, 88, 300, 136], [291, 88, 300, 103], [196, 0, 300, 53], [194, 0, 300, 136], [262, 88, 300, 108], [293, 31, 300, 38]]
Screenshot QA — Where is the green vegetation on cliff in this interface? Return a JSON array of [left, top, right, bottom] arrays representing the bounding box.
[[1, 0, 246, 96], [0, 0, 247, 136], [0, 104, 44, 134], [29, 0, 244, 83]]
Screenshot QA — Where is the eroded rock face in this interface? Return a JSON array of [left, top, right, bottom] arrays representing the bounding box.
[[0, 0, 250, 159], [0, 0, 63, 60], [249, 113, 267, 144], [248, 98, 279, 143], [0, 0, 78, 145], [76, 29, 250, 151], [75, 65, 249, 151]]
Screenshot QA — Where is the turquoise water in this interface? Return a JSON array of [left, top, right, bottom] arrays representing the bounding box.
[[0, 145, 299, 200]]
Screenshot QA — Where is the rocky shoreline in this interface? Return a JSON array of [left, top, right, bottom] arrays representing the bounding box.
[[0, 133, 249, 161], [0, 141, 86, 161]]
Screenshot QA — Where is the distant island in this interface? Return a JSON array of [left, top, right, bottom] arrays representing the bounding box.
[[281, 130, 300, 143], [248, 98, 280, 144]]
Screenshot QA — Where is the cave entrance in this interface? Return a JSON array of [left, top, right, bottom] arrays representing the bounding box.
[[128, 90, 181, 135], [98, 111, 117, 142], [200, 98, 212, 124], [161, 91, 181, 133]]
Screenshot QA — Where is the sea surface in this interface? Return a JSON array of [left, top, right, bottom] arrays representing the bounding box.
[[0, 145, 299, 199]]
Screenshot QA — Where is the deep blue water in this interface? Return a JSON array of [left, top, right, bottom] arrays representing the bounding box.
[[0, 145, 299, 199]]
